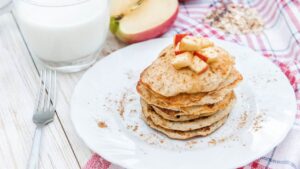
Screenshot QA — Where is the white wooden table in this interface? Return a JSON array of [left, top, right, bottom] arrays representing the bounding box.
[[0, 12, 125, 169]]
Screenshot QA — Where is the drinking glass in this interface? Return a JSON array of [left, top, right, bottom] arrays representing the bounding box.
[[0, 0, 13, 15], [12, 0, 109, 72]]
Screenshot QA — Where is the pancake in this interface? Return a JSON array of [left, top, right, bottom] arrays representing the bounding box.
[[141, 98, 234, 131], [152, 106, 202, 122], [140, 45, 235, 97], [137, 71, 242, 110], [215, 68, 241, 89], [152, 92, 235, 121], [180, 91, 235, 115], [142, 114, 229, 140]]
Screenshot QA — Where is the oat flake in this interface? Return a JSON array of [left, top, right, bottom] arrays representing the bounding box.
[[205, 3, 264, 34]]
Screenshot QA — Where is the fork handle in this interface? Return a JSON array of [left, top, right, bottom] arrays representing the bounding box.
[[27, 126, 43, 169]]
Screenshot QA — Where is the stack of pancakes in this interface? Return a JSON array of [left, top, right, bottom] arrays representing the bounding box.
[[137, 44, 243, 140]]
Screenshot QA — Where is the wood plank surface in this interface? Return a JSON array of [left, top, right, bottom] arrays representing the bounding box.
[[2, 10, 126, 168], [0, 13, 80, 169], [38, 33, 126, 166]]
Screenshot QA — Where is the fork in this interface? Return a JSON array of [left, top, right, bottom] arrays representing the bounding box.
[[27, 69, 57, 169]]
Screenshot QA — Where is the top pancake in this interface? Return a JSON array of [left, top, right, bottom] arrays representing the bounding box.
[[137, 68, 243, 110], [140, 45, 235, 97]]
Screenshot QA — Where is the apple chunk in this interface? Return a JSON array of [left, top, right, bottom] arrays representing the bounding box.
[[174, 33, 188, 46], [194, 51, 208, 62], [179, 36, 214, 51], [189, 56, 208, 74], [174, 43, 186, 55], [200, 47, 221, 63], [110, 0, 179, 43], [171, 52, 193, 69]]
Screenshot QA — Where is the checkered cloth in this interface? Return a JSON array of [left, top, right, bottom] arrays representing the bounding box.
[[84, 0, 300, 168]]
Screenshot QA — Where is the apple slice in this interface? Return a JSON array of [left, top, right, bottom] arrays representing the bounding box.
[[189, 56, 208, 74], [179, 36, 214, 51], [194, 51, 208, 62], [110, 0, 179, 43], [110, 0, 141, 17], [171, 52, 193, 69], [174, 43, 186, 55], [174, 33, 188, 46], [200, 47, 220, 63]]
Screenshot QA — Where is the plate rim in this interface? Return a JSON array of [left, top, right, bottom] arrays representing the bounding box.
[[70, 37, 297, 169]]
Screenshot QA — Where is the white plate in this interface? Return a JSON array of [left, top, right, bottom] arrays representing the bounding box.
[[71, 38, 297, 169]]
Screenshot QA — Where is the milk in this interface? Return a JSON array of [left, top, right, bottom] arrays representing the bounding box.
[[0, 0, 12, 15], [14, 0, 109, 62]]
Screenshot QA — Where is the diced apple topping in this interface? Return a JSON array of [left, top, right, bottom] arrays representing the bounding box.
[[174, 43, 186, 55], [171, 34, 218, 74], [189, 56, 208, 74], [200, 47, 220, 63], [171, 52, 193, 69], [194, 51, 208, 62], [173, 33, 188, 46], [179, 36, 214, 51]]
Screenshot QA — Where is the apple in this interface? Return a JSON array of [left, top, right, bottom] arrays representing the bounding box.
[[174, 43, 186, 55], [174, 33, 188, 46], [189, 56, 208, 74], [200, 47, 220, 63], [179, 36, 214, 51], [171, 52, 193, 69], [110, 0, 179, 43], [110, 0, 140, 17], [194, 51, 208, 62]]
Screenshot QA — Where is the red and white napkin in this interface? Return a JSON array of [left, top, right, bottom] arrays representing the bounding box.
[[84, 0, 300, 168]]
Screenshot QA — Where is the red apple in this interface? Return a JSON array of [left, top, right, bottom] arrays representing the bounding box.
[[110, 0, 179, 43]]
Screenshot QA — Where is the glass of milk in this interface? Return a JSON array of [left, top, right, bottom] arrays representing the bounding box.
[[13, 0, 109, 72], [0, 0, 13, 15]]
